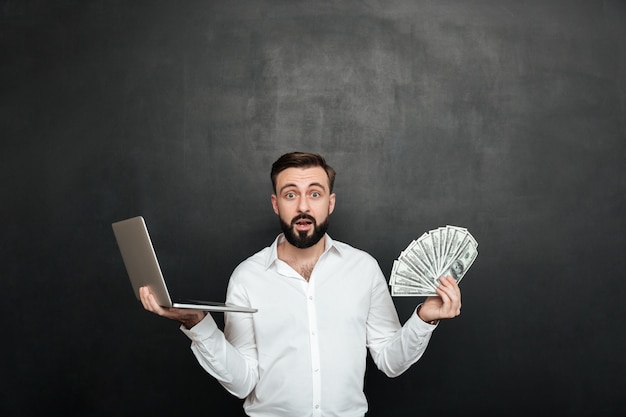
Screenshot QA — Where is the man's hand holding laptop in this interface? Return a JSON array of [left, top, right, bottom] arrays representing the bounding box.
[[139, 286, 206, 329]]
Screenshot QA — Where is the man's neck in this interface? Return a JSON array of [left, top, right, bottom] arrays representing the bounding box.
[[277, 235, 326, 281]]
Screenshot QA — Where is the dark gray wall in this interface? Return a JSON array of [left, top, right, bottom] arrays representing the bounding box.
[[2, 0, 625, 416]]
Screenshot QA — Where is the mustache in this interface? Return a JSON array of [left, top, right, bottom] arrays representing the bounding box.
[[291, 213, 316, 225]]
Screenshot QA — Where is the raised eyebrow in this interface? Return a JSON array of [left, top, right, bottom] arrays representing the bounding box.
[[278, 182, 327, 194], [308, 182, 327, 191], [278, 183, 297, 194]]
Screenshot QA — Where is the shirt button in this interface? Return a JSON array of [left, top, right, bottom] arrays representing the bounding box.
[[315, 405, 320, 409], [309, 296, 313, 300]]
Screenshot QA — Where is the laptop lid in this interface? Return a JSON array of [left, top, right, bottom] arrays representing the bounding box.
[[112, 216, 257, 313]]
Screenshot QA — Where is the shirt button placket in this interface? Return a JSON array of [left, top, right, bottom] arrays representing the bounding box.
[[307, 290, 322, 417]]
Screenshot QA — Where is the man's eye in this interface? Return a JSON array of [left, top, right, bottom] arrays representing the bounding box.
[[286, 192, 296, 199], [311, 191, 320, 198]]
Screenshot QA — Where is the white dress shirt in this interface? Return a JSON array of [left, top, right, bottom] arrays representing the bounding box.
[[181, 234, 437, 417]]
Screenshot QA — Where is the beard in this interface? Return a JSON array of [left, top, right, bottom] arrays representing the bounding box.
[[279, 213, 329, 249]]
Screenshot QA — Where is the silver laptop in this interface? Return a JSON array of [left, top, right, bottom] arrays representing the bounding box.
[[112, 216, 257, 313]]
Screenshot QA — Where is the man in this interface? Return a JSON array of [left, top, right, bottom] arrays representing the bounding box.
[[140, 151, 462, 417]]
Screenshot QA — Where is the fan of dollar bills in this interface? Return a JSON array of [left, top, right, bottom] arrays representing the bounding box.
[[390, 225, 478, 297]]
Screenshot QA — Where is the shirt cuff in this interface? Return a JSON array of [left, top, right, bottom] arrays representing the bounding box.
[[179, 312, 220, 341], [410, 304, 439, 331]]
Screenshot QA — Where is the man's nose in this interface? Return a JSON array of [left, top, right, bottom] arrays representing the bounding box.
[[297, 195, 310, 212]]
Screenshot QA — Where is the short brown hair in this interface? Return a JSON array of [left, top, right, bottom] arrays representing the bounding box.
[[271, 152, 336, 193]]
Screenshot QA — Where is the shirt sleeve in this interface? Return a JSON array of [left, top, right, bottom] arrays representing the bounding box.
[[179, 311, 259, 399], [366, 268, 437, 378]]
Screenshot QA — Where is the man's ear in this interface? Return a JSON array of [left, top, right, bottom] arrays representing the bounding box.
[[328, 193, 336, 215], [271, 194, 279, 214]]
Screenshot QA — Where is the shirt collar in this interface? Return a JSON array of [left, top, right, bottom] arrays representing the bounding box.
[[264, 233, 343, 270]]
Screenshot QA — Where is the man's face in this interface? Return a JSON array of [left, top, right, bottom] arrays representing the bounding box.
[[271, 166, 336, 249], [452, 261, 463, 275]]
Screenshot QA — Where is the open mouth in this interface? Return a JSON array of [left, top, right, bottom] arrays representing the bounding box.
[[293, 216, 314, 231]]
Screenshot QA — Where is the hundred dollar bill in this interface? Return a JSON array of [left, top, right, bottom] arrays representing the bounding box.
[[430, 228, 443, 273], [389, 260, 421, 286], [440, 228, 470, 272], [438, 240, 478, 285], [439, 227, 449, 272], [389, 260, 437, 292], [416, 233, 438, 277], [398, 247, 437, 287], [404, 237, 438, 278], [391, 283, 436, 297], [442, 226, 458, 266], [390, 277, 435, 295]]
